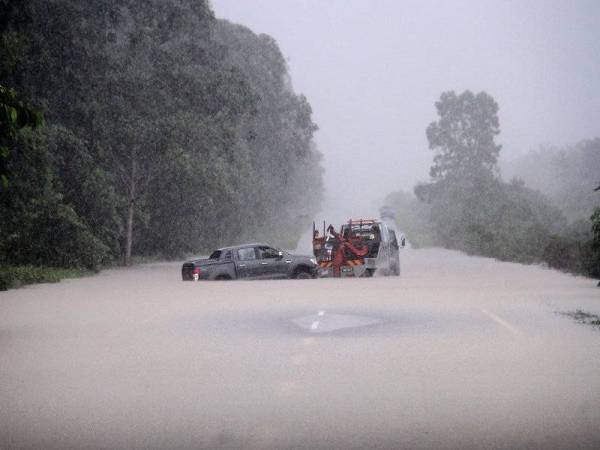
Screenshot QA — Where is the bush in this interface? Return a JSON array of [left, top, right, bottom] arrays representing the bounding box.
[[416, 175, 565, 263], [0, 266, 92, 291], [0, 128, 116, 270], [542, 236, 594, 275]]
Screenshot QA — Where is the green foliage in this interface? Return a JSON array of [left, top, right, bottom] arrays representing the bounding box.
[[592, 208, 600, 244], [212, 20, 322, 249], [0, 85, 43, 132], [417, 90, 555, 261], [0, 127, 115, 269], [561, 310, 600, 327], [0, 83, 43, 188], [408, 89, 600, 278], [0, 265, 92, 291], [542, 229, 595, 276], [0, 0, 323, 268], [426, 90, 500, 182], [46, 126, 122, 257], [417, 175, 565, 263], [409, 89, 600, 276]]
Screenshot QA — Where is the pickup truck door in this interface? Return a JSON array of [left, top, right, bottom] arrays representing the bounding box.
[[235, 247, 262, 279], [256, 246, 290, 278]]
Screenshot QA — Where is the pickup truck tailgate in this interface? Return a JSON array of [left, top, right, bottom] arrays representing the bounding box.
[[181, 263, 196, 280]]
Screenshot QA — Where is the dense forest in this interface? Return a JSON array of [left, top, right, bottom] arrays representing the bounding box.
[[0, 0, 323, 284], [386, 90, 600, 279]]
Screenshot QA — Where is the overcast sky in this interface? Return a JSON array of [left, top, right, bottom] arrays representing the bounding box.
[[210, 0, 600, 211]]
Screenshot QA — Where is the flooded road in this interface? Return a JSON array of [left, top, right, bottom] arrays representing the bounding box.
[[1, 249, 599, 449]]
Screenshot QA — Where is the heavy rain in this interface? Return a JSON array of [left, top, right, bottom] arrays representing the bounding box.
[[1, 1, 599, 449]]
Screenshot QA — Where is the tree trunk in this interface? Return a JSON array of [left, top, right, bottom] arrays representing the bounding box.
[[124, 198, 134, 266], [124, 155, 137, 266]]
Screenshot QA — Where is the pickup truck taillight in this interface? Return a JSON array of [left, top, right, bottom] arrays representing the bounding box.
[[192, 266, 201, 281]]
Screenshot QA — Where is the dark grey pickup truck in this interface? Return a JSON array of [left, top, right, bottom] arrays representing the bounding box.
[[181, 243, 318, 281]]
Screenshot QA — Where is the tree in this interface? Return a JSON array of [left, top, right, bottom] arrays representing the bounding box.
[[0, 0, 324, 267], [426, 90, 501, 182], [0, 126, 115, 269], [213, 20, 322, 248], [415, 90, 567, 263]]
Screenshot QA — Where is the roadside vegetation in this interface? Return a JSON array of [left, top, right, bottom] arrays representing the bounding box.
[[560, 310, 600, 328], [386, 90, 600, 280], [0, 266, 92, 291], [0, 1, 323, 289]]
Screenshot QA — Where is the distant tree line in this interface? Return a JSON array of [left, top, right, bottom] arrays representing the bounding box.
[[503, 139, 600, 223], [386, 90, 600, 279], [0, 0, 323, 272]]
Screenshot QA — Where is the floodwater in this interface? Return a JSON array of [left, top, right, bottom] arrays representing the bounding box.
[[1, 249, 599, 449]]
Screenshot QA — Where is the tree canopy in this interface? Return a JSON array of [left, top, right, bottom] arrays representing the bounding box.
[[0, 0, 323, 268], [426, 90, 501, 182], [400, 90, 599, 274]]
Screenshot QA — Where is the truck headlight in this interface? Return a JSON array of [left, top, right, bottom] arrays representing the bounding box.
[[310, 258, 317, 265]]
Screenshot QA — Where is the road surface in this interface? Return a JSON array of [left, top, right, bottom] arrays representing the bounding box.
[[1, 249, 599, 449]]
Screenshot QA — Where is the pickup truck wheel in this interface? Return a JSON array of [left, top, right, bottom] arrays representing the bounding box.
[[294, 270, 312, 280]]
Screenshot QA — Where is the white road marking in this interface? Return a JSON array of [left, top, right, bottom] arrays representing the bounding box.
[[309, 311, 324, 330], [479, 307, 521, 336]]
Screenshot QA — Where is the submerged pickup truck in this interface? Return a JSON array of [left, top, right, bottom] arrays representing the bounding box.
[[181, 243, 318, 281]]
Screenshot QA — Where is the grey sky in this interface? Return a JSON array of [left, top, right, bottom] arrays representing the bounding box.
[[210, 0, 600, 210]]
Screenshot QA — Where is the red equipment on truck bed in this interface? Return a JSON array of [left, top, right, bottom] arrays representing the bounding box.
[[312, 219, 401, 277]]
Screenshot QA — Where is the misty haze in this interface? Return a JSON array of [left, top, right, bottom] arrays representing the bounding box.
[[1, 1, 599, 449]]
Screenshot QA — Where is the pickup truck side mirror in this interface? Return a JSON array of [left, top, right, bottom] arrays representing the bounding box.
[[277, 251, 284, 259]]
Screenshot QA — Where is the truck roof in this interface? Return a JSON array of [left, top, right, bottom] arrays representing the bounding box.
[[346, 219, 379, 224], [216, 243, 271, 252]]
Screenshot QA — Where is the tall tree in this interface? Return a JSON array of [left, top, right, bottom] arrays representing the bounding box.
[[415, 90, 565, 263], [1, 0, 324, 266], [213, 20, 322, 247], [426, 90, 501, 182]]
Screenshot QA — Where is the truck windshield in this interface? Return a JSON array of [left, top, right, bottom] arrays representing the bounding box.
[[342, 224, 379, 239], [208, 250, 222, 260]]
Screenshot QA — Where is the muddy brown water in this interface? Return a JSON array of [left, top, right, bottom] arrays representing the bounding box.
[[1, 249, 599, 449]]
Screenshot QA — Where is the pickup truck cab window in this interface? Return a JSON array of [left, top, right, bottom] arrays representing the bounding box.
[[209, 250, 222, 260], [237, 247, 257, 261], [224, 250, 232, 260], [258, 246, 280, 259]]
